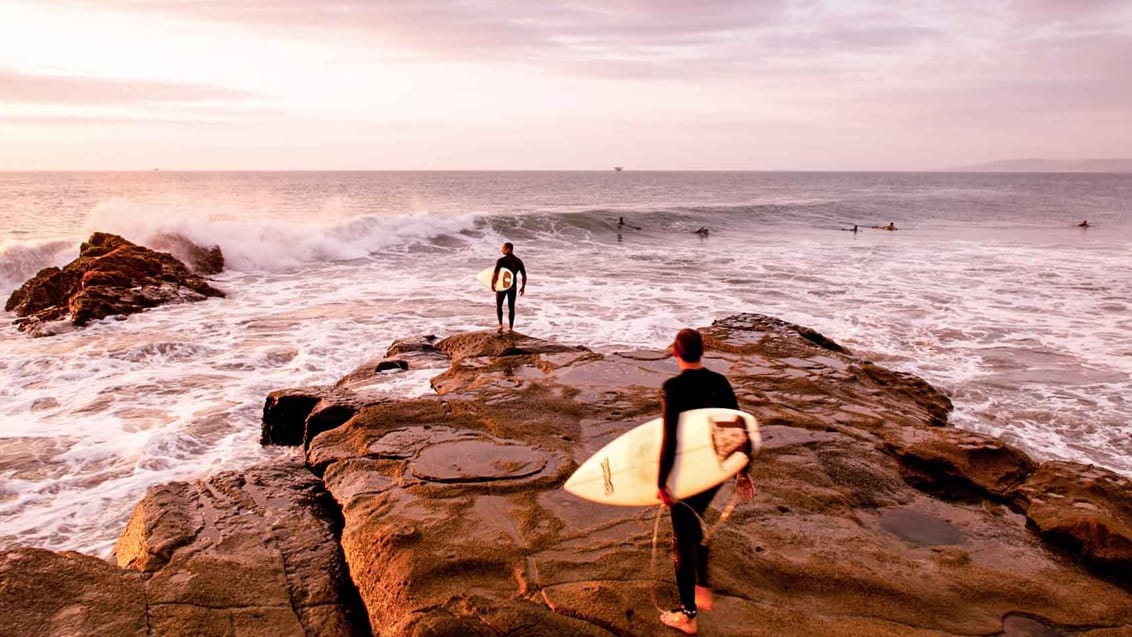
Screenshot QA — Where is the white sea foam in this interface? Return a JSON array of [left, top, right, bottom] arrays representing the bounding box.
[[0, 239, 76, 296], [80, 197, 485, 271]]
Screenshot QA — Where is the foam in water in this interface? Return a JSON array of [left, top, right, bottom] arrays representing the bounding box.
[[0, 239, 76, 295], [79, 197, 487, 271]]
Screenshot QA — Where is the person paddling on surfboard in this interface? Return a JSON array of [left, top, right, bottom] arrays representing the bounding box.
[[492, 242, 526, 333], [657, 328, 755, 635]]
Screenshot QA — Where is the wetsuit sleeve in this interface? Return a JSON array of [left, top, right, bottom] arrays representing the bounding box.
[[720, 375, 738, 410], [657, 381, 679, 491]]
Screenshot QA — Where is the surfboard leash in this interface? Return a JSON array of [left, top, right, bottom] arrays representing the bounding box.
[[650, 503, 666, 612], [648, 489, 741, 613]]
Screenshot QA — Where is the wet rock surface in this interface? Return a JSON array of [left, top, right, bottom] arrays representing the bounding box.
[[1008, 461, 1132, 576], [297, 315, 1132, 635], [0, 548, 147, 637], [4, 313, 1130, 636], [4, 232, 224, 336], [0, 459, 368, 637], [145, 233, 225, 275]]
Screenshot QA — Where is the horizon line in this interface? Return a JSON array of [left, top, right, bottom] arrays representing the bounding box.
[[3, 168, 1131, 174]]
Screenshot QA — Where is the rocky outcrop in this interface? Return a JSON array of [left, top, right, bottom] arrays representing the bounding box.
[[285, 314, 1132, 635], [145, 233, 225, 275], [880, 426, 1038, 499], [115, 461, 366, 636], [1008, 461, 1132, 576], [0, 460, 368, 637], [4, 232, 224, 336], [0, 548, 147, 637]]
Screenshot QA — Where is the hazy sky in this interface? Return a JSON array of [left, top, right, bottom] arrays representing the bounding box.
[[1, 0, 1130, 170]]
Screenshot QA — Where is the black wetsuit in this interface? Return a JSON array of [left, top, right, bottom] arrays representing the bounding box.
[[494, 253, 526, 328], [658, 367, 740, 615]]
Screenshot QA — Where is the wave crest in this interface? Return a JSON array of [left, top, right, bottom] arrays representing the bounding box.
[[0, 239, 75, 297]]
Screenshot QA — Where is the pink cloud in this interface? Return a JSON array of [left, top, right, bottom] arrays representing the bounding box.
[[0, 68, 256, 105]]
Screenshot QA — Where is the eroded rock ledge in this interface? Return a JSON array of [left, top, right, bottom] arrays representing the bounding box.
[[260, 313, 1131, 636], [1, 459, 368, 637], [2, 313, 1129, 637]]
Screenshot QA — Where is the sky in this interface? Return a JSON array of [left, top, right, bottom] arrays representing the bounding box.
[[0, 0, 1130, 170]]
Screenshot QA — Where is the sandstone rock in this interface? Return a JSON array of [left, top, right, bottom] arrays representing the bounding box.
[[296, 314, 1132, 635], [261, 386, 328, 446], [708, 312, 851, 355], [435, 329, 589, 361], [113, 459, 369, 636], [3, 266, 77, 315], [334, 335, 450, 389], [262, 386, 383, 449], [12, 314, 1129, 637], [1009, 461, 1132, 578], [306, 391, 374, 446], [146, 232, 225, 275], [881, 426, 1038, 499], [5, 232, 224, 335], [113, 481, 199, 572], [0, 548, 146, 637]]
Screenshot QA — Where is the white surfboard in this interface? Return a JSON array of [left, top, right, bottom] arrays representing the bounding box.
[[476, 266, 514, 291], [564, 408, 760, 506]]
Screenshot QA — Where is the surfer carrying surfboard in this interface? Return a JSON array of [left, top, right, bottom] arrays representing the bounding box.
[[493, 242, 527, 332], [657, 328, 755, 634]]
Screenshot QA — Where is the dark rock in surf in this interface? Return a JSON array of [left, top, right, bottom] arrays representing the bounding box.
[[5, 232, 224, 336], [334, 336, 449, 387], [145, 233, 225, 275], [262, 385, 398, 451], [262, 387, 330, 446]]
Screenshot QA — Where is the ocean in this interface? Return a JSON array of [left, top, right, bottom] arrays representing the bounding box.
[[1, 171, 1129, 556]]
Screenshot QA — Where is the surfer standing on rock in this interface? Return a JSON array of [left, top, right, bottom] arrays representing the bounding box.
[[657, 328, 755, 634], [492, 242, 526, 333]]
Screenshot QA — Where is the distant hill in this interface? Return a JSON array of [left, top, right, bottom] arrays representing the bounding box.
[[948, 158, 1132, 173]]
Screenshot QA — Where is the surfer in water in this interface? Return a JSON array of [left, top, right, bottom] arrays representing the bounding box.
[[657, 328, 755, 634], [492, 242, 526, 332]]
